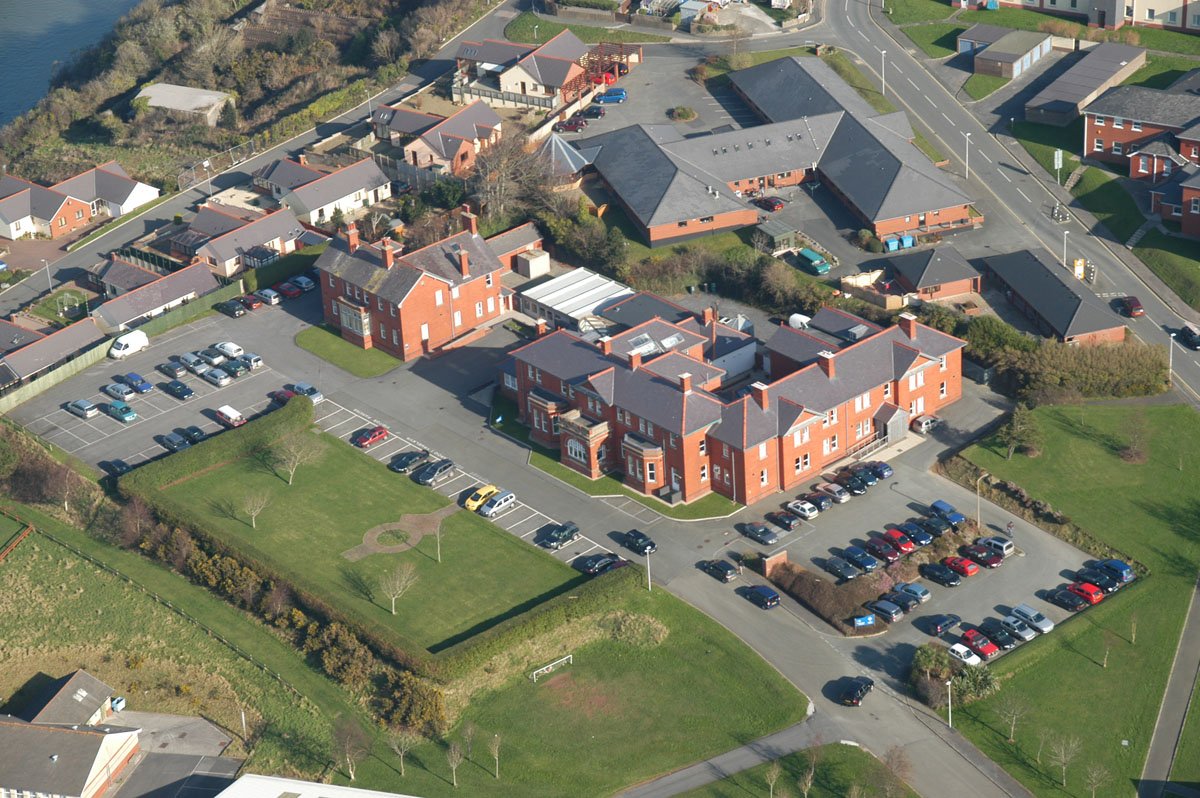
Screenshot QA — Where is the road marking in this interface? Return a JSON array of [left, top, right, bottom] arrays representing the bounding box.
[[980, 151, 992, 163], [858, 29, 869, 40], [941, 112, 954, 125], [924, 94, 935, 106], [907, 77, 919, 89], [1000, 171, 1012, 182], [1016, 187, 1033, 203]]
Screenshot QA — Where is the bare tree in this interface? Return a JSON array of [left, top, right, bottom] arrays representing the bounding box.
[[242, 491, 271, 529], [751, 229, 772, 254], [372, 28, 402, 65], [766, 759, 782, 798], [388, 727, 423, 777], [1084, 762, 1110, 798], [846, 785, 864, 798], [996, 693, 1031, 743], [331, 716, 371, 781], [883, 745, 912, 798], [1035, 727, 1050, 765], [488, 732, 502, 779], [447, 740, 464, 787], [796, 768, 814, 798], [472, 135, 549, 219], [274, 433, 322, 485], [379, 562, 419, 615], [1048, 735, 1082, 787], [726, 24, 751, 70], [462, 721, 477, 760], [434, 524, 443, 564], [119, 496, 154, 547], [1131, 611, 1139, 644], [1102, 629, 1119, 668]]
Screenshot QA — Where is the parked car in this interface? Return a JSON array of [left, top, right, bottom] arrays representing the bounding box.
[[842, 545, 880, 573], [1012, 603, 1054, 634], [255, 287, 282, 305], [293, 382, 325, 404], [199, 348, 226, 367], [895, 581, 931, 603], [1067, 581, 1105, 605], [180, 352, 209, 375], [591, 71, 616, 85], [702, 559, 738, 582], [920, 562, 962, 587], [479, 490, 517, 518], [916, 516, 951, 539], [930, 613, 961, 635], [805, 492, 834, 512], [215, 405, 246, 427], [943, 556, 980, 577], [833, 473, 868, 496], [840, 676, 875, 707], [766, 510, 803, 532], [1120, 295, 1145, 317], [979, 619, 1018, 650], [961, 629, 1000, 660], [163, 380, 194, 400], [868, 599, 903, 623], [216, 299, 245, 318], [823, 557, 859, 581], [239, 293, 263, 310], [962, 544, 1003, 569], [754, 196, 785, 212], [948, 643, 982, 666], [121, 373, 152, 394], [237, 353, 264, 370], [815, 482, 850, 504], [464, 484, 500, 512], [553, 118, 587, 133], [575, 552, 624, 575], [215, 341, 244, 359], [911, 414, 941, 434], [161, 432, 190, 453], [847, 464, 879, 486], [352, 425, 390, 448], [742, 522, 779, 545], [104, 383, 135, 401], [543, 521, 582, 550], [223, 359, 249, 378], [158, 361, 187, 379], [594, 88, 627, 104], [883, 591, 919, 613], [1052, 588, 1089, 612], [274, 281, 302, 299], [1001, 615, 1038, 642], [67, 399, 99, 419], [882, 529, 915, 555], [1076, 567, 1119, 594], [979, 535, 1016, 559], [786, 498, 820, 519], [202, 368, 232, 387], [269, 389, 296, 405], [929, 499, 967, 529], [1097, 559, 1135, 585], [864, 460, 894, 479], [624, 529, 657, 555], [388, 450, 428, 474], [582, 105, 606, 119], [415, 459, 454, 485], [865, 537, 900, 564], [291, 275, 316, 293], [106, 400, 137, 423], [897, 521, 932, 547], [183, 425, 207, 444], [746, 584, 781, 609]]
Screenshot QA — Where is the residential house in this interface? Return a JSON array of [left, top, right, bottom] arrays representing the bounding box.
[[0, 319, 44, 357], [251, 157, 326, 200], [372, 101, 502, 176], [83, 256, 160, 299], [135, 83, 234, 127], [884, 245, 981, 300], [456, 31, 591, 107], [0, 175, 92, 240], [991, 0, 1200, 31], [506, 302, 963, 505], [51, 162, 160, 220], [1082, 75, 1200, 181], [92, 263, 220, 334], [486, 221, 544, 270], [1148, 163, 1200, 235], [171, 204, 306, 278], [0, 318, 106, 391], [317, 213, 508, 360], [0, 717, 139, 798], [280, 157, 391, 226]]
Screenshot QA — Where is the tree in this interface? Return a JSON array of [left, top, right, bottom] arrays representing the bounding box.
[[1131, 611, 1139, 644], [274, 433, 323, 485], [1048, 735, 1082, 786], [330, 207, 346, 232], [766, 759, 782, 798], [1102, 629, 1119, 668], [1121, 408, 1149, 463], [488, 732, 502, 779], [1084, 762, 1110, 798], [995, 693, 1031, 743], [242, 491, 271, 529], [726, 24, 751, 70], [472, 135, 549, 219], [883, 745, 912, 795], [119, 496, 154, 547], [462, 721, 477, 760], [387, 728, 423, 777], [379, 562, 418, 615], [372, 28, 402, 64], [447, 740, 464, 787], [911, 643, 953, 681], [999, 404, 1042, 459], [796, 768, 814, 798], [1035, 727, 1050, 765], [331, 716, 371, 781]]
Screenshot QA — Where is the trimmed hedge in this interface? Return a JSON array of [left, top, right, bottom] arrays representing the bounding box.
[[136, 281, 244, 338], [243, 243, 328, 293]]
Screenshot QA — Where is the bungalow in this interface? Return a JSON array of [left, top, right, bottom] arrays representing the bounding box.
[[51, 162, 160, 220], [84, 256, 160, 299], [884, 245, 981, 300], [371, 101, 503, 177], [171, 204, 306, 278], [93, 263, 220, 334], [0, 318, 106, 391], [0, 717, 140, 798], [0, 175, 92, 240], [456, 31, 591, 107], [280, 157, 391, 226], [251, 157, 326, 200]]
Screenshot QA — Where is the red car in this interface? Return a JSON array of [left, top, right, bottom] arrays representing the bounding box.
[[239, 294, 263, 310], [553, 118, 587, 133], [269, 389, 296, 405], [352, 426, 390, 448], [1120, 296, 1145, 317], [961, 628, 1000, 660], [865, 537, 900, 564], [962, 544, 1003, 569], [754, 196, 785, 212], [1067, 581, 1105, 605], [943, 557, 980, 578], [882, 529, 915, 555], [274, 281, 302, 299], [591, 71, 616, 85]]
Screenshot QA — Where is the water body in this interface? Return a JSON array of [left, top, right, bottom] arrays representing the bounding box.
[[0, 0, 144, 127]]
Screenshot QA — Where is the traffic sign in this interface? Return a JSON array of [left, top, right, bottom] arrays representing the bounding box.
[[1054, 149, 1063, 170]]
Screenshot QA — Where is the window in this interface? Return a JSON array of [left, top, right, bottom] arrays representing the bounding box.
[[552, 416, 560, 435], [58, 217, 66, 227], [353, 286, 361, 300], [75, 209, 84, 219], [677, 221, 689, 228], [939, 355, 947, 371], [669, 434, 677, 449], [435, 290, 443, 307], [758, 442, 768, 459], [475, 301, 483, 318], [453, 310, 462, 328], [328, 274, 336, 288], [722, 444, 730, 458], [1113, 117, 1124, 129], [1093, 138, 1104, 152], [1192, 198, 1200, 214], [392, 329, 399, 346], [792, 427, 809, 446], [700, 216, 714, 223], [1132, 121, 1142, 132], [830, 434, 838, 452], [647, 422, 655, 437], [830, 407, 838, 423], [854, 391, 871, 411], [1070, 0, 1076, 7], [700, 464, 709, 482], [1140, 157, 1150, 174], [760, 470, 768, 486], [390, 302, 396, 317], [714, 465, 722, 481], [638, 418, 646, 434], [451, 286, 460, 299], [377, 297, 384, 311], [380, 323, 386, 338], [822, 438, 830, 455], [908, 370, 925, 390], [331, 299, 338, 315], [883, 382, 891, 398], [1169, 10, 1178, 22], [939, 381, 948, 398], [699, 439, 707, 455], [1165, 160, 1174, 177], [567, 438, 587, 462], [1174, 204, 1183, 216], [534, 368, 542, 384], [485, 273, 494, 287], [1095, 116, 1106, 126], [647, 462, 656, 482], [1112, 141, 1123, 155], [794, 453, 809, 473], [1147, 8, 1156, 19], [1193, 12, 1200, 25], [420, 323, 430, 341]]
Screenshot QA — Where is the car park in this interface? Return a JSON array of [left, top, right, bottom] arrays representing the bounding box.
[[743, 522, 779, 546], [766, 510, 803, 531], [897, 521, 932, 547], [865, 537, 900, 564], [868, 599, 903, 623], [930, 613, 961, 635], [805, 492, 834, 512], [163, 380, 194, 400], [847, 464, 878, 486], [1052, 588, 1088, 612], [161, 432, 190, 453], [948, 643, 982, 666], [238, 294, 263, 310], [544, 522, 582, 550], [786, 498, 819, 519], [581, 105, 606, 119], [815, 482, 850, 504], [199, 348, 226, 367], [920, 562, 961, 587], [1067, 581, 1105, 605], [916, 516, 951, 539], [121, 373, 153, 393], [882, 529, 915, 554], [842, 545, 880, 573], [293, 382, 324, 403], [388, 450, 428, 474], [106, 401, 136, 423], [1120, 295, 1145, 317], [979, 619, 1018, 650], [1076, 567, 1119, 594], [1012, 603, 1054, 633], [202, 368, 232, 387], [183, 425, 206, 444], [864, 460, 894, 479], [290, 275, 316, 293], [415, 459, 454, 485], [478, 489, 517, 518], [1001, 615, 1038, 641], [840, 676, 874, 707], [929, 500, 967, 529], [883, 591, 919, 613], [216, 299, 245, 318], [215, 342, 244, 359], [624, 529, 657, 555], [943, 557, 980, 577], [754, 196, 785, 212], [823, 557, 858, 581], [104, 383, 135, 401], [67, 399, 99, 419], [746, 585, 781, 609], [961, 629, 1000, 660], [895, 581, 931, 603], [833, 473, 867, 496], [180, 352, 209, 375], [464, 484, 500, 512], [702, 559, 738, 582], [274, 282, 302, 299], [158, 361, 187, 379], [1097, 559, 1135, 584], [352, 426, 390, 448], [962, 544, 1003, 569], [255, 288, 282, 305], [576, 552, 624, 575]]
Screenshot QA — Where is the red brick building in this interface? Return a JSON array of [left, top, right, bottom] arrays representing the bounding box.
[[316, 213, 511, 360], [1083, 84, 1200, 180], [505, 304, 964, 506]]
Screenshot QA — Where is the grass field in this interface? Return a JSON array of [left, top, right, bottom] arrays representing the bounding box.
[[1134, 229, 1200, 311], [904, 23, 969, 58], [1011, 119, 1083, 180], [885, 0, 954, 24], [955, 404, 1200, 797], [676, 743, 919, 797], [1124, 54, 1200, 89], [159, 432, 579, 653], [1069, 166, 1145, 242], [295, 324, 402, 378], [958, 7, 1200, 55], [963, 73, 1010, 101], [504, 11, 670, 44], [30, 289, 88, 326]]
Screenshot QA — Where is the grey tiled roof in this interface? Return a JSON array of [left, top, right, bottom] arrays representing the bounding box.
[[316, 238, 422, 306], [609, 318, 707, 359], [1025, 43, 1145, 118], [0, 319, 44, 355], [512, 328, 616, 384], [958, 23, 1012, 46], [764, 324, 836, 368], [809, 307, 883, 341], [373, 106, 440, 136], [420, 102, 503, 159], [678, 317, 755, 360], [0, 176, 71, 224], [196, 208, 304, 265], [708, 395, 777, 448], [614, 365, 723, 435], [28, 670, 112, 726], [252, 158, 324, 192], [983, 249, 1120, 339], [532, 29, 589, 61], [50, 161, 143, 206], [287, 158, 388, 212], [886, 245, 978, 290], [95, 264, 220, 330], [600, 292, 694, 328], [188, 204, 256, 238], [455, 38, 533, 67], [976, 30, 1050, 63], [536, 133, 597, 177], [1086, 85, 1200, 128], [1, 319, 105, 379], [92, 256, 159, 292], [1131, 135, 1188, 162], [486, 222, 542, 257], [1148, 163, 1200, 206], [643, 351, 725, 386], [401, 229, 505, 283], [730, 56, 876, 123], [0, 717, 138, 797]]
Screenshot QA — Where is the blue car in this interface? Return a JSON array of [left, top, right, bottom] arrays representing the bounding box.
[[746, 584, 780, 609], [1097, 558, 1135, 584], [929, 499, 967, 529], [123, 372, 153, 394], [842, 545, 881, 573], [594, 88, 627, 104], [897, 521, 932, 547], [865, 460, 894, 479]]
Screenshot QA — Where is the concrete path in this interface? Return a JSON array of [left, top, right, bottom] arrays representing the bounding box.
[[1139, 574, 1200, 798]]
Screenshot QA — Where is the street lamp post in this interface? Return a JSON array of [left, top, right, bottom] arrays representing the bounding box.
[[1062, 230, 1070, 267], [365, 86, 372, 117], [1169, 331, 1178, 387], [881, 50, 887, 97], [645, 550, 652, 592], [533, 23, 539, 42], [962, 132, 972, 181], [40, 258, 52, 293], [975, 471, 989, 531], [946, 680, 954, 728]]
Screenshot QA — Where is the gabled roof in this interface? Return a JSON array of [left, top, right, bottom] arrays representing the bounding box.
[[1, 318, 105, 379], [28, 670, 113, 726], [518, 267, 632, 321], [418, 101, 503, 159], [730, 55, 876, 121], [94, 264, 220, 330], [708, 395, 778, 448], [984, 249, 1120, 339], [609, 318, 707, 359], [677, 317, 755, 360], [0, 717, 138, 798], [486, 221, 542, 258], [455, 38, 534, 68], [510, 328, 616, 385], [531, 29, 589, 61], [809, 306, 883, 341], [515, 31, 590, 88], [1149, 162, 1200, 206], [1085, 84, 1200, 128], [0, 319, 44, 356], [400, 228, 505, 283], [286, 158, 388, 211], [50, 162, 147, 206], [89, 256, 159, 292], [373, 105, 441, 136], [764, 324, 836, 368], [196, 208, 304, 265], [252, 158, 325, 191], [600, 292, 694, 328], [0, 176, 73, 225], [886, 245, 979, 290], [187, 204, 259, 238]]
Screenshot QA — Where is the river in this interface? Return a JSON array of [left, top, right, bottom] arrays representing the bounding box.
[[0, 0, 144, 128]]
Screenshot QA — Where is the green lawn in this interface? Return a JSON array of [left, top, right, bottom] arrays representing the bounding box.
[[963, 73, 1010, 101], [751, 0, 794, 23], [885, 0, 955, 24], [1011, 118, 1084, 180], [504, 11, 670, 44], [903, 23, 970, 58], [1069, 166, 1145, 242], [956, 7, 1200, 55], [1124, 54, 1200, 89], [246, 242, 328, 293], [956, 404, 1200, 798], [29, 288, 88, 326], [1134, 229, 1200, 311], [295, 324, 402, 378], [677, 743, 920, 797], [159, 433, 580, 653]]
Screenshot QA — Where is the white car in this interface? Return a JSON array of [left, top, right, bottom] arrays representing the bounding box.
[[948, 643, 982, 666], [215, 341, 244, 359], [1001, 615, 1038, 642], [786, 499, 820, 520], [815, 482, 851, 504], [255, 288, 282, 305]]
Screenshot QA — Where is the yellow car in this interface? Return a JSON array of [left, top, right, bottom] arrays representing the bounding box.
[[464, 484, 500, 512]]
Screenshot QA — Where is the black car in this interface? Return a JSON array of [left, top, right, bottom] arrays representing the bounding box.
[[545, 522, 582, 550], [216, 299, 246, 318], [624, 528, 657, 555], [823, 557, 858, 581], [582, 105, 606, 118], [161, 432, 191, 453], [182, 425, 207, 444], [163, 380, 194, 400], [833, 474, 868, 495], [388, 450, 429, 474], [766, 510, 802, 532], [1076, 567, 1120, 594], [743, 522, 779, 546], [847, 464, 879, 486], [702, 559, 738, 582], [415, 458, 454, 485], [930, 613, 961, 635], [916, 516, 951, 539], [103, 459, 132, 477], [979, 619, 1019, 650], [746, 584, 781, 609], [805, 492, 834, 512], [223, 359, 249, 378], [921, 562, 962, 587], [1051, 588, 1088, 612], [576, 552, 624, 575], [842, 545, 880, 573], [897, 522, 932, 547], [840, 676, 875, 707], [158, 361, 187, 379], [882, 591, 919, 613]]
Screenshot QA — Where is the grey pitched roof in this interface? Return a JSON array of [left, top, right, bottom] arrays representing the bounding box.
[[287, 158, 388, 211], [252, 158, 324, 191], [532, 29, 589, 61], [643, 350, 726, 386], [372, 106, 441, 136], [958, 23, 1013, 46], [92, 256, 159, 292], [486, 222, 542, 257], [197, 208, 304, 264], [95, 264, 220, 329], [188, 204, 257, 238], [975, 30, 1050, 63], [50, 162, 142, 206], [0, 717, 138, 797], [511, 328, 616, 384], [708, 395, 778, 448], [0, 176, 71, 223], [1148, 162, 1200, 206], [420, 101, 503, 159], [599, 292, 694, 328], [886, 245, 978, 290], [809, 307, 883, 341], [1086, 85, 1200, 128], [1131, 135, 1188, 162], [1, 318, 105, 379], [1025, 43, 1145, 118], [536, 133, 598, 177], [764, 324, 836, 367], [28, 670, 112, 726], [609, 318, 707, 359], [730, 56, 876, 122], [983, 249, 1120, 339], [614, 365, 723, 435], [677, 317, 755, 360], [401, 228, 505, 283], [0, 319, 44, 356], [455, 38, 534, 67], [317, 237, 422, 306]]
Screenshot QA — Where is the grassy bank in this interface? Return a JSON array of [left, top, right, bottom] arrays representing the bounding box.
[[677, 743, 920, 797], [964, 73, 1009, 101], [1133, 230, 1200, 311], [295, 324, 402, 378], [904, 23, 969, 58], [504, 11, 670, 44]]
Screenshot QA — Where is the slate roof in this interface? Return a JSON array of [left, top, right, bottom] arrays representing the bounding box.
[[677, 317, 756, 360], [642, 350, 726, 386], [455, 38, 534, 68], [94, 264, 220, 330], [1131, 135, 1189, 162], [196, 208, 304, 265], [511, 328, 616, 385], [0, 176, 71, 225], [886, 245, 978, 291], [983, 249, 1121, 339], [516, 31, 589, 88], [0, 717, 138, 798], [730, 55, 876, 122], [187, 204, 258, 238], [287, 158, 388, 211], [252, 158, 324, 192], [486, 222, 542, 258], [1025, 43, 1145, 119], [1085, 84, 1200, 128], [708, 394, 778, 448], [89, 256, 159, 292], [1, 318, 105, 380], [0, 319, 44, 356], [536, 133, 598, 178], [764, 324, 837, 368], [420, 101, 503, 159], [599, 292, 694, 328], [372, 106, 441, 136], [401, 228, 505, 282], [28, 670, 113, 726], [1148, 163, 1200, 206], [809, 306, 883, 341], [50, 162, 146, 206], [958, 23, 1012, 46], [609, 318, 707, 359]]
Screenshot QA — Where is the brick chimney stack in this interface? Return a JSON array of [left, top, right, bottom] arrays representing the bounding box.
[[345, 222, 360, 252], [297, 154, 308, 166], [898, 312, 918, 338], [381, 238, 395, 269], [536, 318, 548, 336], [599, 336, 613, 355], [749, 381, 769, 411], [460, 204, 479, 235], [455, 244, 470, 278], [679, 372, 693, 394], [817, 350, 836, 379], [630, 352, 642, 370], [702, 307, 715, 324]]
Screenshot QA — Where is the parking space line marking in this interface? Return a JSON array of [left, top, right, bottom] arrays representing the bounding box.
[[980, 151, 993, 163], [1016, 187, 1032, 203], [1000, 171, 1012, 182]]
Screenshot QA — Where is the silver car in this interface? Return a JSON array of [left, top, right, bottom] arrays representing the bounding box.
[[815, 481, 851, 504], [293, 382, 324, 404], [1001, 615, 1038, 642], [786, 498, 820, 520], [67, 399, 99, 418], [202, 368, 232, 387], [180, 352, 210, 376], [104, 383, 135, 401]]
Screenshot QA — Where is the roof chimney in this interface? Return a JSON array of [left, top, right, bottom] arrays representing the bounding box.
[[817, 350, 835, 378], [898, 312, 918, 338], [749, 381, 769, 412], [679, 372, 693, 395], [458, 246, 470, 277], [381, 238, 395, 269], [297, 154, 308, 166], [536, 318, 548, 336], [345, 222, 360, 252], [599, 336, 613, 355], [702, 307, 715, 324], [630, 352, 642, 370], [460, 204, 478, 235]]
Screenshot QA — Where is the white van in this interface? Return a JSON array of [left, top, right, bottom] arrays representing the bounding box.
[[980, 536, 1015, 559], [478, 490, 517, 518], [108, 330, 149, 360], [216, 405, 246, 428]]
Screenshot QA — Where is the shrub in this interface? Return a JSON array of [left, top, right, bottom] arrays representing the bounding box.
[[670, 106, 697, 121], [377, 668, 447, 733], [558, 0, 618, 8]]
